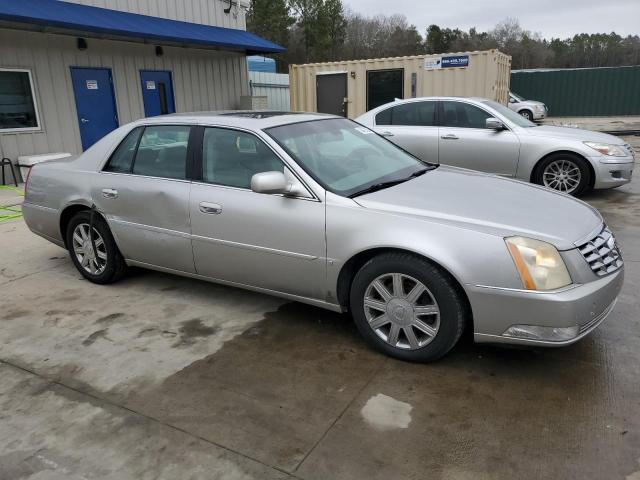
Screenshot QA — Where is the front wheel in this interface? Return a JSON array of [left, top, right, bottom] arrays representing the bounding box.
[[519, 109, 533, 121], [534, 153, 591, 196], [66, 211, 127, 284], [349, 252, 467, 362]]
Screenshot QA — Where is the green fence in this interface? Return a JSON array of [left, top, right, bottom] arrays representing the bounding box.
[[510, 66, 640, 117]]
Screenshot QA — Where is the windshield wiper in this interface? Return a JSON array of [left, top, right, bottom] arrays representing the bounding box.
[[348, 167, 432, 198]]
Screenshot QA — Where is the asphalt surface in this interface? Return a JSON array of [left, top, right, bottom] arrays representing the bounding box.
[[0, 136, 639, 480]]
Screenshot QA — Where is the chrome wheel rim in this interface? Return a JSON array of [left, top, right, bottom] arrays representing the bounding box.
[[72, 223, 107, 275], [363, 273, 440, 350], [542, 159, 582, 194], [520, 111, 532, 120]]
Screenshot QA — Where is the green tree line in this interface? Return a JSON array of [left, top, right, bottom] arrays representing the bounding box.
[[247, 0, 640, 71]]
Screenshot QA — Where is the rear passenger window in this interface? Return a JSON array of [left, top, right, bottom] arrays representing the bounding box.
[[104, 127, 142, 173], [375, 102, 436, 126], [132, 125, 191, 179], [202, 128, 284, 189]]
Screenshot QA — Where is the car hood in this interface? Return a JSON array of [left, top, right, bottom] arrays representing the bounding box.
[[521, 100, 545, 107], [523, 125, 625, 144], [354, 166, 602, 250]]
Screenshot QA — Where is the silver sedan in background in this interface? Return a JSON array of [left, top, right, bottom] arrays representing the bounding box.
[[23, 112, 624, 362], [356, 97, 634, 195]]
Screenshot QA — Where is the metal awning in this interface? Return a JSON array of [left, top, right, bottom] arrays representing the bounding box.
[[0, 0, 285, 54]]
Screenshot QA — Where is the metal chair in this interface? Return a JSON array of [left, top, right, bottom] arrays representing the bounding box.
[[1, 158, 18, 187]]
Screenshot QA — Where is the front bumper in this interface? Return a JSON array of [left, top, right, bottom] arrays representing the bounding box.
[[592, 156, 634, 189], [469, 267, 624, 346]]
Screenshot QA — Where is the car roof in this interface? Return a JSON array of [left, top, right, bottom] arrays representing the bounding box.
[[132, 111, 337, 129]]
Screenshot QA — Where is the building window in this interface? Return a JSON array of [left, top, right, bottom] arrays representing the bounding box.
[[0, 69, 40, 131], [367, 69, 404, 111]]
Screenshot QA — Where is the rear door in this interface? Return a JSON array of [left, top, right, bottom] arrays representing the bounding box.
[[369, 101, 439, 164], [437, 100, 520, 176], [93, 124, 195, 273], [317, 73, 347, 117]]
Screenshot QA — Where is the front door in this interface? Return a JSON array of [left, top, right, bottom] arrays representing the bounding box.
[[437, 100, 520, 176], [317, 73, 347, 117], [140, 70, 176, 117], [190, 127, 326, 300], [70, 67, 119, 150]]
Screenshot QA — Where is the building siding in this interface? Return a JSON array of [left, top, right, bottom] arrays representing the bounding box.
[[248, 71, 290, 111], [0, 29, 249, 165], [64, 0, 248, 30]]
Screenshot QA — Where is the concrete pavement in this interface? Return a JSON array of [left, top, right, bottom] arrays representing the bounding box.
[[1, 137, 639, 480]]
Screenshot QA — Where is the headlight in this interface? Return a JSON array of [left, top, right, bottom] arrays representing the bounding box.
[[505, 236, 572, 291], [584, 141, 628, 157]]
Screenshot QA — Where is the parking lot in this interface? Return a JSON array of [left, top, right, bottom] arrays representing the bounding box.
[[0, 135, 639, 480]]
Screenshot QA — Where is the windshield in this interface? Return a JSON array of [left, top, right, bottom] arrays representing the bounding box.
[[483, 100, 537, 128], [266, 118, 433, 197], [510, 91, 526, 102]]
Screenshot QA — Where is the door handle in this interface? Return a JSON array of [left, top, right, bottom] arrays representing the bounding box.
[[101, 188, 118, 199], [81, 118, 90, 123], [199, 202, 222, 215], [440, 134, 459, 140], [380, 131, 394, 137]]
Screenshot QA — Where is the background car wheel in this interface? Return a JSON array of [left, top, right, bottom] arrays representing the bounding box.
[[66, 211, 127, 284], [534, 153, 591, 196], [519, 109, 533, 121], [349, 252, 467, 362]]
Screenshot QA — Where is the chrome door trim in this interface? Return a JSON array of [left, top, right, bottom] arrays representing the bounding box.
[[191, 233, 320, 260], [125, 259, 343, 312], [108, 218, 191, 239]]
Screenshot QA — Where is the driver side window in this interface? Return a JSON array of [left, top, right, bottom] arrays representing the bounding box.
[[202, 128, 284, 189], [441, 101, 492, 129]]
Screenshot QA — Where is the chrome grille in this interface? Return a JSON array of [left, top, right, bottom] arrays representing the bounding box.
[[578, 227, 623, 276]]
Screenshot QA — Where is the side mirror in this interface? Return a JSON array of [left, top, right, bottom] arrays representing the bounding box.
[[486, 117, 505, 130], [509, 98, 516, 103], [251, 171, 287, 194]]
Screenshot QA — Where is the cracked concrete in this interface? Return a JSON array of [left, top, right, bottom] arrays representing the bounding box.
[[0, 136, 639, 479]]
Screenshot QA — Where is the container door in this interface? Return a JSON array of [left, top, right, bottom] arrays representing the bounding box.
[[140, 70, 176, 117], [316, 73, 347, 117], [70, 68, 119, 150]]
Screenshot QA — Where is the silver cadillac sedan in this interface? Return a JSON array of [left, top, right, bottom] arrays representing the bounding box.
[[22, 112, 624, 362], [356, 97, 635, 195]]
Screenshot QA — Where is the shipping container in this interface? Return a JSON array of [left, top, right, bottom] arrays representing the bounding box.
[[289, 50, 511, 118], [511, 66, 640, 116]]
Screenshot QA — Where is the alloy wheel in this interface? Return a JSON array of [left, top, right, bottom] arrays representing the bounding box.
[[72, 223, 108, 275], [542, 159, 582, 193], [363, 273, 440, 350]]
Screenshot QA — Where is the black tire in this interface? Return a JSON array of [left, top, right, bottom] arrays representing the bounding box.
[[533, 153, 591, 196], [349, 252, 467, 362], [519, 109, 533, 121], [65, 210, 127, 284]]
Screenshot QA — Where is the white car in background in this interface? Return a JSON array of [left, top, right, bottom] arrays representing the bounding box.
[[355, 97, 634, 195], [508, 91, 548, 121]]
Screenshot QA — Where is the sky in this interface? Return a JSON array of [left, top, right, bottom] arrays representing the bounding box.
[[342, 0, 639, 39]]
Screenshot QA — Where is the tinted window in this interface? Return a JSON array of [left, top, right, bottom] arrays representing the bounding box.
[[367, 69, 403, 111], [441, 101, 491, 129], [0, 70, 39, 130], [104, 127, 143, 173], [376, 102, 436, 126], [202, 128, 284, 189], [132, 125, 190, 179]]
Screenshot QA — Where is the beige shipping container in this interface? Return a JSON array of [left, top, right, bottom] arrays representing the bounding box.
[[289, 49, 511, 118]]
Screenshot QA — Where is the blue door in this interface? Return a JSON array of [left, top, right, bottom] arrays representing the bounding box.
[[70, 68, 119, 150], [140, 70, 176, 117]]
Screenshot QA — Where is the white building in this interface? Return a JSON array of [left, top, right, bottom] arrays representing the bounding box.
[[0, 0, 283, 179]]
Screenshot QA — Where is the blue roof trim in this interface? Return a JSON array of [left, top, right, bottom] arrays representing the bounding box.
[[0, 0, 285, 54]]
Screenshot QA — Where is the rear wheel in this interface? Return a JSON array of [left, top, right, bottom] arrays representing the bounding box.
[[534, 153, 591, 196], [66, 211, 127, 284], [349, 252, 467, 362]]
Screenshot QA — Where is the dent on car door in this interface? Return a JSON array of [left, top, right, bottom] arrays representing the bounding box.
[[189, 127, 326, 300], [372, 101, 439, 164], [92, 124, 196, 273], [437, 101, 520, 176]]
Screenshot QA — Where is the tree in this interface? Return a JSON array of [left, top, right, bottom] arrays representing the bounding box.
[[246, 0, 294, 51], [321, 0, 347, 61]]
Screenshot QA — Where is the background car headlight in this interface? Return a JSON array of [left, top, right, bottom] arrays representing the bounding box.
[[584, 141, 628, 157], [505, 236, 572, 291]]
